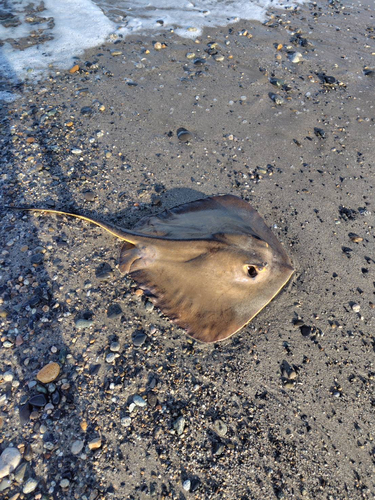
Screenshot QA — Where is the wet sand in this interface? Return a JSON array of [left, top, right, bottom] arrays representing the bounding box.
[[1, 0, 375, 498]]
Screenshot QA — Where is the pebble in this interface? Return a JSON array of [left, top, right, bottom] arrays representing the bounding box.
[[111, 50, 122, 56], [22, 478, 38, 494], [95, 262, 113, 280], [145, 301, 154, 312], [60, 478, 70, 488], [213, 419, 228, 437], [14, 462, 27, 483], [106, 352, 116, 363], [71, 148, 82, 155], [83, 190, 96, 202], [110, 341, 120, 352], [182, 479, 191, 491], [213, 54, 225, 62], [29, 394, 47, 407], [177, 127, 192, 142], [193, 57, 206, 66], [352, 303, 360, 313], [132, 332, 147, 347], [0, 478, 11, 492], [314, 127, 326, 139], [80, 106, 93, 115], [289, 52, 303, 63], [269, 77, 284, 87], [154, 42, 163, 50], [269, 93, 284, 105], [69, 64, 80, 73], [75, 318, 94, 329], [133, 395, 147, 407], [186, 52, 195, 59], [88, 438, 102, 450], [3, 371, 14, 382], [121, 416, 132, 427], [348, 233, 363, 243], [37, 362, 60, 383], [173, 416, 186, 435], [0, 448, 21, 478], [71, 440, 84, 455]]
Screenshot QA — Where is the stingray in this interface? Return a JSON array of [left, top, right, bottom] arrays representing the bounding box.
[[10, 195, 294, 343]]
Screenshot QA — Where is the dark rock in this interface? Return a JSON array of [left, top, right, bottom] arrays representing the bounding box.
[[29, 394, 47, 407]]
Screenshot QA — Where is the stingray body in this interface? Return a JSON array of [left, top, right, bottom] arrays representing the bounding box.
[[12, 195, 294, 343]]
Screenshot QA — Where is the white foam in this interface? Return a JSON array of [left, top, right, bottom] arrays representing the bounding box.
[[0, 0, 115, 81], [0, 0, 304, 82]]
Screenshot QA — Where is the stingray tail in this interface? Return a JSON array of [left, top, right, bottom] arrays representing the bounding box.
[[6, 207, 141, 244]]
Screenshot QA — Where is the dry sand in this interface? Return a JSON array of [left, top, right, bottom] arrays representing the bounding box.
[[1, 0, 375, 498]]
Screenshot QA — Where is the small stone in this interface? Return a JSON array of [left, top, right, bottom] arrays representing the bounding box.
[[106, 352, 116, 363], [83, 190, 96, 202], [0, 448, 21, 478], [289, 52, 303, 63], [80, 420, 88, 432], [69, 64, 80, 73], [95, 262, 113, 280], [30, 253, 43, 265], [173, 416, 185, 435], [111, 50, 122, 56], [133, 395, 147, 407], [349, 233, 363, 243], [284, 381, 295, 389], [193, 57, 206, 66], [37, 362, 60, 383], [0, 309, 8, 319], [0, 478, 11, 492], [14, 462, 27, 483], [300, 325, 312, 337], [132, 332, 147, 347], [177, 127, 192, 142], [154, 42, 162, 50], [81, 106, 93, 115], [121, 416, 132, 427], [147, 392, 158, 407], [352, 303, 360, 313], [107, 303, 122, 318], [88, 438, 102, 450], [213, 419, 227, 437], [186, 52, 195, 59], [71, 148, 82, 155], [145, 301, 154, 312], [213, 54, 225, 62], [60, 478, 70, 488], [3, 371, 14, 382], [71, 440, 84, 455], [213, 442, 225, 455], [269, 93, 284, 105], [22, 478, 38, 494], [182, 479, 191, 491], [75, 318, 94, 329], [29, 394, 47, 407], [314, 127, 326, 139], [110, 341, 120, 352], [289, 370, 298, 380]]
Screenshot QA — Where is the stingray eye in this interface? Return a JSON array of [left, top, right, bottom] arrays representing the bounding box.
[[247, 265, 258, 278]]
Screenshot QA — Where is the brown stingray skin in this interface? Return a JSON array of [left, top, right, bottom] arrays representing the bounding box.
[[119, 195, 294, 342], [11, 195, 294, 343]]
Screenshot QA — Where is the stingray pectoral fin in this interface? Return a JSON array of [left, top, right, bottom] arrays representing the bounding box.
[[119, 242, 144, 273]]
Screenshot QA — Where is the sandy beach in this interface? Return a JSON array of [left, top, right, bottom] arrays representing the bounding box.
[[1, 0, 375, 498]]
